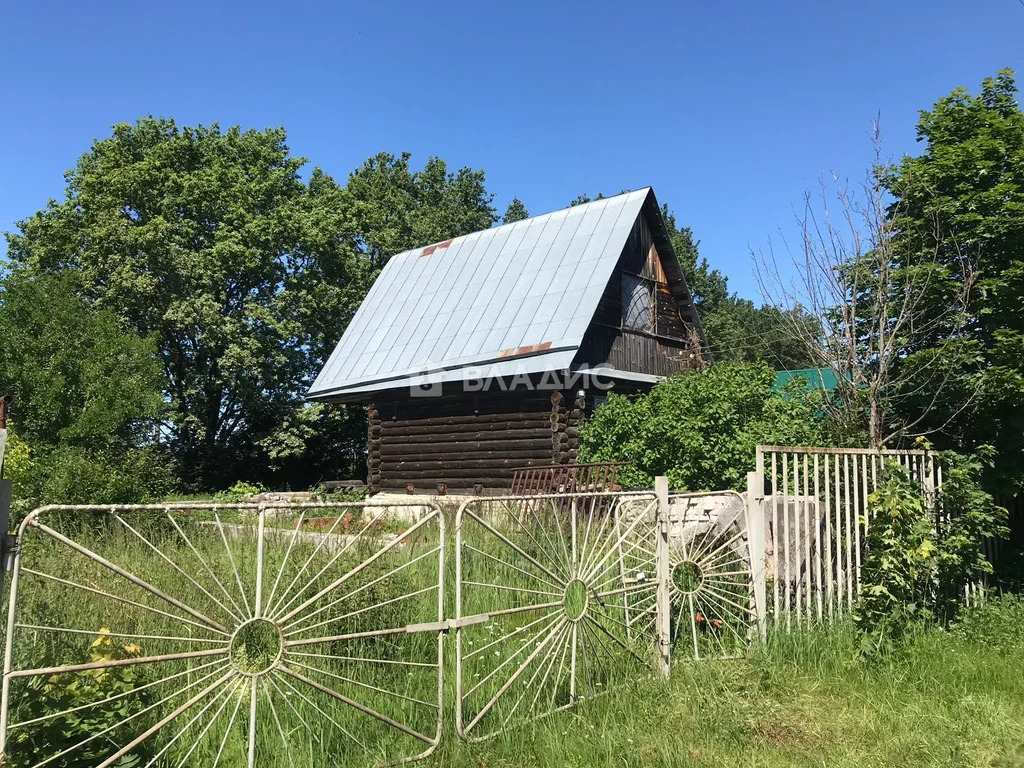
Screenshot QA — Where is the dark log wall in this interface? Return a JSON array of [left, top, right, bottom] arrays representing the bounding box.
[[368, 388, 581, 494], [576, 210, 701, 376]]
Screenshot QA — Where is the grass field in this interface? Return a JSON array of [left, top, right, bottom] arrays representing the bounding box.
[[430, 599, 1024, 768]]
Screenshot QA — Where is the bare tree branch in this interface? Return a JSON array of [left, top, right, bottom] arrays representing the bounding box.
[[754, 125, 981, 448]]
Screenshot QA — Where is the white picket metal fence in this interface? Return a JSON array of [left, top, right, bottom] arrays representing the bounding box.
[[749, 446, 941, 627]]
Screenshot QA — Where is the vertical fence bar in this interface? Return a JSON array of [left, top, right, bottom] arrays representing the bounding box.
[[747, 470, 767, 640], [801, 454, 811, 624], [770, 451, 779, 624], [813, 454, 822, 621], [852, 454, 862, 597], [868, 455, 878, 533], [844, 453, 853, 611], [254, 507, 266, 618], [861, 453, 870, 594], [825, 453, 834, 619], [790, 454, 798, 626], [782, 452, 791, 629], [655, 476, 671, 678]]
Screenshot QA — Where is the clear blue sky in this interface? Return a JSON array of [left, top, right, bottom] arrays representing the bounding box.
[[2, 0, 1022, 299]]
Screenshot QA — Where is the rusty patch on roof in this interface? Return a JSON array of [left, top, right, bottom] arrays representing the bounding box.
[[499, 341, 553, 359], [420, 238, 454, 257]]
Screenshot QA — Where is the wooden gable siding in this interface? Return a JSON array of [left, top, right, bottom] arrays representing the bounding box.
[[574, 210, 699, 376], [367, 388, 583, 494]]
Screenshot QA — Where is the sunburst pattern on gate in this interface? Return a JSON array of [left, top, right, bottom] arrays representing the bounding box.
[[666, 493, 756, 659], [455, 492, 659, 741], [0, 502, 445, 768]]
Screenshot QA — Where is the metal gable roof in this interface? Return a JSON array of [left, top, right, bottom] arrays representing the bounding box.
[[308, 189, 652, 400]]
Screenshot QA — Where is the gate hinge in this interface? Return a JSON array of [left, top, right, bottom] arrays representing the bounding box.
[[1, 535, 18, 572], [405, 614, 490, 634]]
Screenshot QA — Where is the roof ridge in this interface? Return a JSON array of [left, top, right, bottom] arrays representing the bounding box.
[[411, 187, 652, 256]]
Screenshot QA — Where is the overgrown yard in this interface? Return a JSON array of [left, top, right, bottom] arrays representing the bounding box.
[[431, 601, 1024, 767]]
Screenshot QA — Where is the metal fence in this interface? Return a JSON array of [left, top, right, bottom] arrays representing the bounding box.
[[751, 446, 941, 627], [0, 485, 763, 765], [3, 446, 989, 765], [0, 501, 447, 767], [454, 490, 661, 741]]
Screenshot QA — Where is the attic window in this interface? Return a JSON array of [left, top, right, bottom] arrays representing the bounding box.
[[621, 273, 653, 331]]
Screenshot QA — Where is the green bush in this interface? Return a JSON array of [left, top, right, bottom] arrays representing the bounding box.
[[27, 444, 174, 507], [948, 593, 1024, 653], [213, 480, 267, 503], [854, 450, 1008, 657], [9, 629, 153, 768], [580, 362, 832, 491]]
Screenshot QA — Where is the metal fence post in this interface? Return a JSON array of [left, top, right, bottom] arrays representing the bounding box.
[[655, 476, 671, 678], [0, 479, 12, 599], [746, 471, 767, 640]]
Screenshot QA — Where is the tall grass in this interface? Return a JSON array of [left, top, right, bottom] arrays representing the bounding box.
[[3, 503, 1022, 767], [430, 600, 1024, 767]]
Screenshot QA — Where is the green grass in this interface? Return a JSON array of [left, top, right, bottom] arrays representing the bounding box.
[[426, 607, 1024, 768], [5, 503, 1023, 768]]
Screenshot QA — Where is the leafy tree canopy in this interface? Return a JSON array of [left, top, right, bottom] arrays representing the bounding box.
[[0, 272, 171, 502], [4, 119, 501, 491], [579, 362, 832, 491], [346, 151, 496, 263], [881, 69, 1024, 489], [502, 197, 530, 224], [4, 118, 370, 488]]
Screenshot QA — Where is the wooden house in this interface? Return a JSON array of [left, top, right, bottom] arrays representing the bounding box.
[[308, 188, 708, 495]]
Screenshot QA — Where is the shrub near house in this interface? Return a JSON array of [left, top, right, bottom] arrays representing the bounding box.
[[580, 362, 833, 491]]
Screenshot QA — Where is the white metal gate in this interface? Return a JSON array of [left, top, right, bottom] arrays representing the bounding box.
[[454, 491, 661, 741], [0, 475, 791, 764], [666, 492, 757, 659], [0, 501, 446, 768]]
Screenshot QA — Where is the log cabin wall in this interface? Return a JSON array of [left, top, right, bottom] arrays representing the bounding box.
[[368, 387, 581, 495], [576, 209, 701, 376]]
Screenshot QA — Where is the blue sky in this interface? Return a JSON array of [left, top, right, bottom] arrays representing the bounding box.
[[1, 0, 1022, 299]]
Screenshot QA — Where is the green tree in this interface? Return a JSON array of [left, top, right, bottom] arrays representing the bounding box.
[[502, 197, 530, 224], [0, 273, 171, 502], [346, 152, 496, 264], [579, 362, 832, 490], [703, 300, 821, 369], [880, 69, 1024, 489], [4, 118, 370, 489]]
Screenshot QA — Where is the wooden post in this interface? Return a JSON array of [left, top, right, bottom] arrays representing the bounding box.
[[655, 475, 671, 678], [747, 471, 768, 640]]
